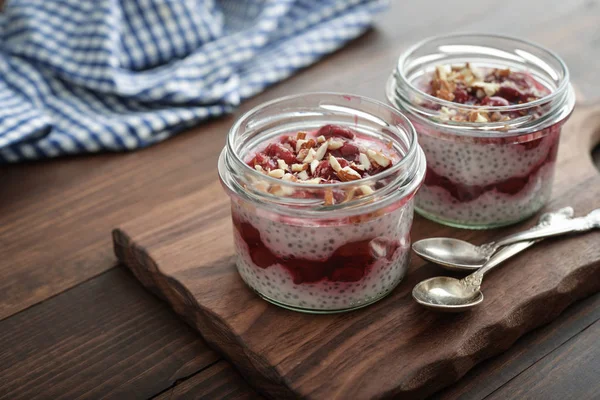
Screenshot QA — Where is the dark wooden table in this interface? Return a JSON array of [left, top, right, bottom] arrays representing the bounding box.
[[1, 1, 599, 399]]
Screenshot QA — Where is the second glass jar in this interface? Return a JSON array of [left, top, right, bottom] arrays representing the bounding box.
[[387, 34, 575, 229]]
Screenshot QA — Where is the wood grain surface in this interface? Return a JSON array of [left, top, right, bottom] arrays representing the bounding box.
[[0, 268, 219, 400], [113, 102, 600, 399], [1, 0, 600, 398]]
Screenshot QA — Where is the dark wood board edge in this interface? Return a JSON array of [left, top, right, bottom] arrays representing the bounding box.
[[113, 226, 600, 400], [113, 229, 296, 399]]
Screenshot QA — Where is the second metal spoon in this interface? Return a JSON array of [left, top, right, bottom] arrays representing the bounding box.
[[412, 207, 598, 270], [412, 238, 537, 312]]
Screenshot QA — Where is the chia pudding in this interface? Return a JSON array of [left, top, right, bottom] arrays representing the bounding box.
[[218, 93, 426, 313], [387, 34, 575, 228]]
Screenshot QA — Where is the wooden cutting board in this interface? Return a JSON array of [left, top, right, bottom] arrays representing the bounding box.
[[113, 103, 600, 399]]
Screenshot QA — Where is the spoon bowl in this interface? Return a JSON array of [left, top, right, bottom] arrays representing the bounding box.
[[412, 276, 484, 312], [412, 238, 488, 270]]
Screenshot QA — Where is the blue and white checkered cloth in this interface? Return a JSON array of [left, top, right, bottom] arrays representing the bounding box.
[[0, 0, 386, 163]]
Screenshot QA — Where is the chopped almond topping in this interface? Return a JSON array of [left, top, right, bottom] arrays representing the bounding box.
[[303, 148, 317, 164], [435, 65, 449, 81], [269, 184, 295, 196], [329, 154, 341, 172], [315, 142, 328, 161], [472, 81, 500, 97], [295, 139, 307, 153], [277, 159, 288, 171], [344, 188, 355, 202], [468, 111, 489, 123], [358, 185, 374, 196], [282, 173, 297, 182], [298, 177, 322, 184], [297, 170, 309, 180], [247, 126, 397, 198], [268, 169, 285, 178], [324, 189, 334, 205], [327, 139, 344, 150], [497, 68, 510, 78], [436, 88, 455, 101], [366, 149, 390, 167], [337, 166, 361, 181], [253, 180, 270, 193], [310, 159, 319, 174], [301, 139, 316, 150], [350, 161, 364, 171], [296, 148, 309, 162], [359, 153, 371, 170], [291, 163, 308, 172]]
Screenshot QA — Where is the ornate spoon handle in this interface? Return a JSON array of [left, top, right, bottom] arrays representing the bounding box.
[[495, 208, 600, 248]]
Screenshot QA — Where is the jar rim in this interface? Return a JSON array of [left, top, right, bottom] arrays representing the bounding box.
[[395, 33, 571, 112], [220, 92, 427, 216], [226, 92, 420, 191]]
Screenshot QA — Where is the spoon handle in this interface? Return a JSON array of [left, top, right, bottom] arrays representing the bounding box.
[[495, 208, 600, 248], [461, 240, 540, 291], [479, 240, 539, 275]]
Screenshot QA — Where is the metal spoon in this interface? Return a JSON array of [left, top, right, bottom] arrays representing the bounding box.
[[412, 207, 599, 270], [412, 239, 539, 312]]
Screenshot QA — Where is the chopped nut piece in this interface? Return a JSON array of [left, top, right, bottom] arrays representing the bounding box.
[[497, 68, 511, 78], [436, 88, 455, 101], [324, 189, 334, 205], [296, 131, 307, 140], [366, 149, 391, 167], [301, 139, 316, 150], [350, 162, 364, 171], [475, 89, 485, 99], [303, 148, 317, 164], [359, 153, 371, 170], [314, 142, 328, 161], [269, 184, 295, 196], [329, 154, 342, 172], [254, 165, 264, 172], [282, 173, 297, 182], [435, 65, 449, 81], [253, 180, 270, 193], [291, 163, 308, 172], [337, 166, 361, 181], [295, 139, 307, 153], [440, 79, 457, 93], [468, 111, 489, 123], [317, 135, 326, 143], [297, 170, 309, 181], [358, 185, 374, 196], [327, 139, 344, 150], [298, 177, 322, 184], [344, 188, 355, 202], [310, 159, 319, 174], [277, 159, 289, 171], [472, 81, 500, 97], [296, 148, 309, 161], [268, 169, 285, 178]]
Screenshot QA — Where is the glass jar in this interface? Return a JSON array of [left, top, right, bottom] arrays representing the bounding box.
[[218, 93, 426, 313], [387, 34, 575, 229]]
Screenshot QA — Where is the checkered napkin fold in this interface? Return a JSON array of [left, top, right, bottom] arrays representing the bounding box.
[[0, 0, 386, 163]]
